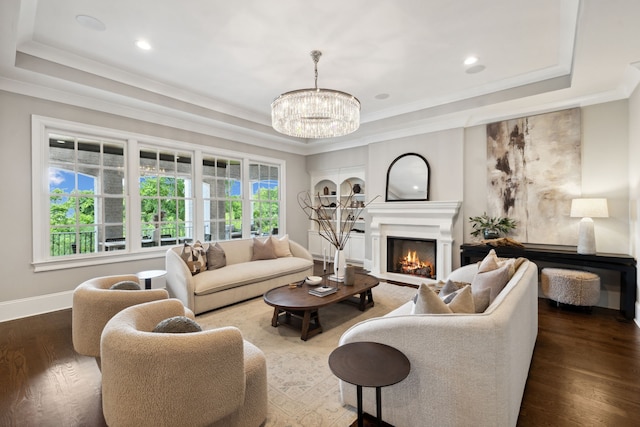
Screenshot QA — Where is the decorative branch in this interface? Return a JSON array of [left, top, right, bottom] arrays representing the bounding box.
[[298, 182, 379, 250]]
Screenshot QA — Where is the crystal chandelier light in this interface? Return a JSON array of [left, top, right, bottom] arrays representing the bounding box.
[[271, 50, 360, 139]]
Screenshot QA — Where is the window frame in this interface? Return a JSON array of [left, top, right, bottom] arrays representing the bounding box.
[[32, 115, 286, 272]]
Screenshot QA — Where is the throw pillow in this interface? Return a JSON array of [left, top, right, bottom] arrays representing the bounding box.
[[206, 242, 226, 270], [252, 237, 277, 260], [472, 263, 511, 304], [439, 279, 490, 313], [271, 234, 293, 257], [412, 283, 475, 314], [477, 249, 500, 273], [152, 316, 202, 333], [473, 287, 492, 313], [110, 281, 141, 290], [180, 240, 207, 275]]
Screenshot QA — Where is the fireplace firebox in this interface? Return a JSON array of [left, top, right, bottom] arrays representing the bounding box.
[[386, 237, 437, 279]]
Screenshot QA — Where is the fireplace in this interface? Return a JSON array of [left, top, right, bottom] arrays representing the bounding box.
[[387, 237, 437, 279], [367, 201, 461, 285]]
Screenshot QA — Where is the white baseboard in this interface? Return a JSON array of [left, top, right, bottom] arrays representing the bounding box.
[[635, 301, 640, 329], [0, 291, 73, 323]]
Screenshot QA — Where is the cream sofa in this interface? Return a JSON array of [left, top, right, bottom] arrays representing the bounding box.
[[166, 237, 314, 314], [337, 259, 539, 427]]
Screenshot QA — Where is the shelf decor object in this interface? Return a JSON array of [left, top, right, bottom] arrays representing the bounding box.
[[298, 183, 377, 281], [570, 198, 609, 254], [271, 50, 360, 139]]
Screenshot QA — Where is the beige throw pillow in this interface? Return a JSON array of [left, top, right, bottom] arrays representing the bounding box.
[[412, 283, 475, 314], [271, 234, 293, 257], [471, 249, 514, 304], [440, 279, 491, 313], [252, 237, 277, 260]]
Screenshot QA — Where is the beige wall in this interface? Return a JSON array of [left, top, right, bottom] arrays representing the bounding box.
[[0, 90, 309, 317]]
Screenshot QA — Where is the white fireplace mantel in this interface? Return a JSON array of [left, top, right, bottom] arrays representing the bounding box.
[[368, 201, 462, 285]]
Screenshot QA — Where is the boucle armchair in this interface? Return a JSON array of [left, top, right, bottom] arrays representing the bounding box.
[[72, 274, 169, 366], [100, 299, 268, 427]]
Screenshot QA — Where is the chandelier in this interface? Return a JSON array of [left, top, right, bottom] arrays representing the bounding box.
[[271, 50, 360, 139]]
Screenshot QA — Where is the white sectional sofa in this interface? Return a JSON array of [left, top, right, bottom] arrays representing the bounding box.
[[337, 259, 539, 427], [166, 237, 314, 315]]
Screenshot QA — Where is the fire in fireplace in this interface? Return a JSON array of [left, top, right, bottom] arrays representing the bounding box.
[[387, 237, 437, 279]]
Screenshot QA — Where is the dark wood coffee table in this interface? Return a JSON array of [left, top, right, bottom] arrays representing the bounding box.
[[329, 342, 410, 427], [263, 273, 379, 341]]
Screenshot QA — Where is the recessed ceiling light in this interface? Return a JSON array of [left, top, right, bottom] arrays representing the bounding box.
[[75, 15, 106, 31], [464, 56, 478, 66], [374, 93, 390, 100], [135, 40, 152, 50], [466, 64, 486, 74]]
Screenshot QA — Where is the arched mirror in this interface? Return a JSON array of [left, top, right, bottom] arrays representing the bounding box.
[[385, 153, 430, 201]]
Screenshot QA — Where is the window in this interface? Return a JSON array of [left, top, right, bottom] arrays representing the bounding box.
[[47, 133, 126, 256], [249, 162, 280, 236], [32, 116, 285, 270], [139, 148, 193, 247], [202, 156, 242, 241]]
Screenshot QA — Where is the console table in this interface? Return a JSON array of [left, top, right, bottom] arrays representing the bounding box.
[[460, 243, 637, 320]]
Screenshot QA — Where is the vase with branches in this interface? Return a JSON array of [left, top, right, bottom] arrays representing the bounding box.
[[298, 183, 378, 281]]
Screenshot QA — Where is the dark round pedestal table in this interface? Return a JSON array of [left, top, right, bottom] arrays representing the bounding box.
[[329, 341, 410, 427]]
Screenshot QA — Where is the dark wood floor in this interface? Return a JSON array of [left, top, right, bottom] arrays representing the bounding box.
[[1, 294, 639, 426]]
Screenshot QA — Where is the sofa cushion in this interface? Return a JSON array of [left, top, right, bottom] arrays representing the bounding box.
[[206, 242, 226, 270], [412, 283, 475, 314], [152, 316, 202, 333], [252, 237, 277, 261], [181, 241, 207, 275], [193, 257, 313, 295], [271, 234, 293, 257]]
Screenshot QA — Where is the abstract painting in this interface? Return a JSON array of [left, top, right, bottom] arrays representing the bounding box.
[[486, 108, 581, 244]]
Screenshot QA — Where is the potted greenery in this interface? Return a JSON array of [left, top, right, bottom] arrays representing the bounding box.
[[469, 213, 517, 239]]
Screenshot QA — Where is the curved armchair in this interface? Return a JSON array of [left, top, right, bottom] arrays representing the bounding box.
[[72, 274, 169, 365], [100, 299, 268, 427]]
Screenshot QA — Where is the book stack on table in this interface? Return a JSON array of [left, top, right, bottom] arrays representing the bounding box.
[[309, 286, 337, 297]]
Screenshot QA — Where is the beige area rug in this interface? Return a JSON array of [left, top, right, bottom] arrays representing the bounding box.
[[196, 282, 416, 427]]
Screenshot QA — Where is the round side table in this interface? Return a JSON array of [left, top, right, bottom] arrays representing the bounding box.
[[329, 341, 410, 427], [137, 269, 166, 290]]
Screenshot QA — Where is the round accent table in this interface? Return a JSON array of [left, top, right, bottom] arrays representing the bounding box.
[[137, 269, 166, 290], [329, 341, 410, 427]]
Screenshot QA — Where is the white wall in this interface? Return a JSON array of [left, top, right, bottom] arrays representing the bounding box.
[[309, 101, 632, 310], [0, 90, 309, 320], [628, 84, 640, 327], [464, 100, 630, 309], [1, 88, 636, 320]]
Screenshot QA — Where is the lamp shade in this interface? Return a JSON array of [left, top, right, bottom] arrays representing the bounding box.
[[570, 198, 609, 218]]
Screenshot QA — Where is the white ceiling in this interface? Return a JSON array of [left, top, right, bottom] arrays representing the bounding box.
[[1, 0, 640, 155]]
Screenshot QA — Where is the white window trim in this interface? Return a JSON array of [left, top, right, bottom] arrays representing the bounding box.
[[31, 115, 286, 272]]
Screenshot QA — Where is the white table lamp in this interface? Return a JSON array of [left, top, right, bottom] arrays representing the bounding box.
[[570, 198, 608, 254]]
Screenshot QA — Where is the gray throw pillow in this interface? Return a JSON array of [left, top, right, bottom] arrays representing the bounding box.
[[472, 264, 511, 304], [251, 237, 277, 260], [110, 281, 141, 290], [207, 242, 227, 270], [152, 316, 202, 333]]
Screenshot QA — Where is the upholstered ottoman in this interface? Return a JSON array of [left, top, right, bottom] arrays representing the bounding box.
[[541, 268, 600, 307]]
